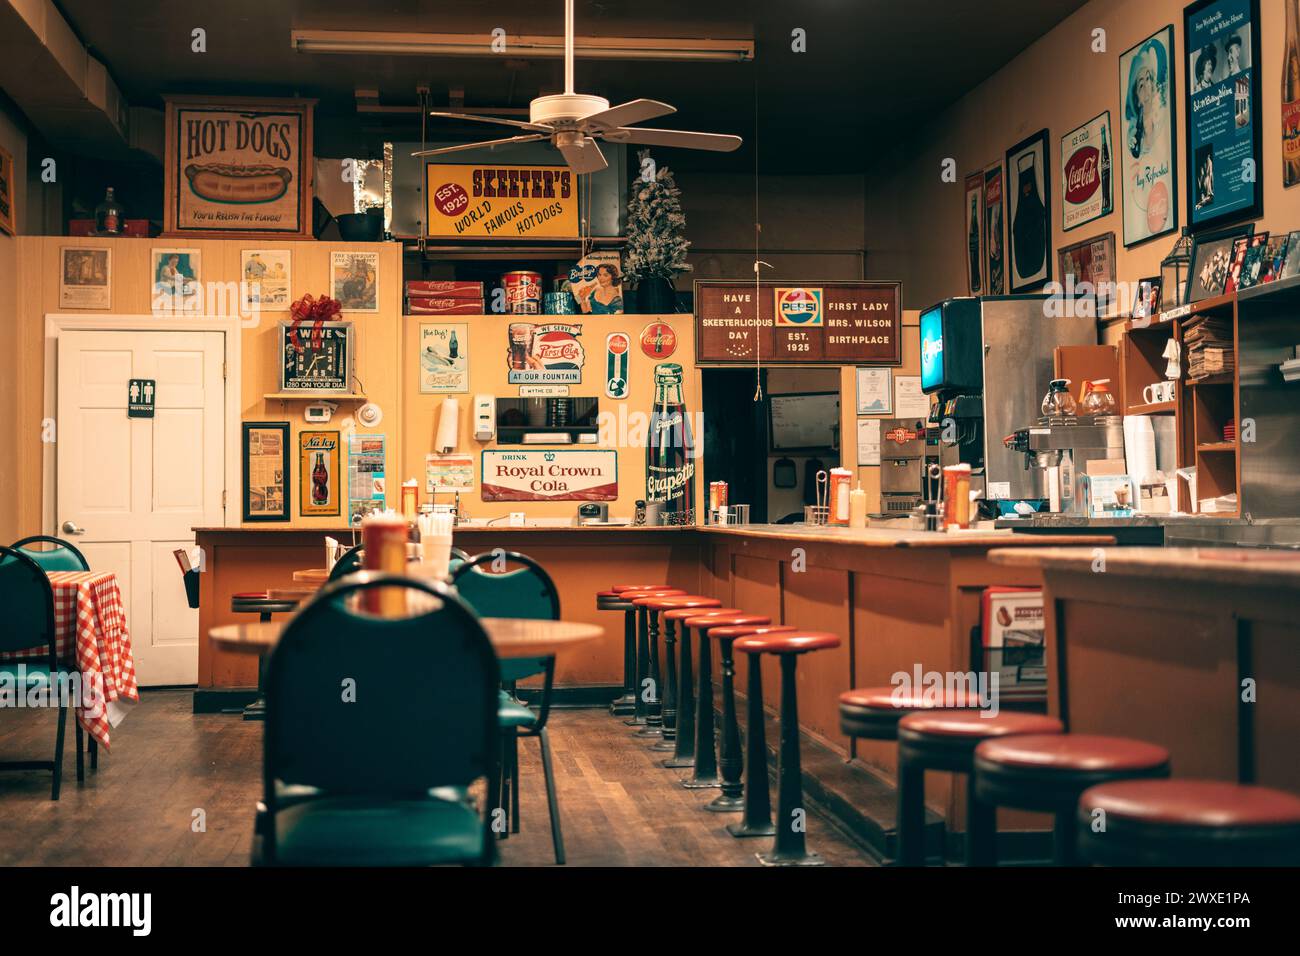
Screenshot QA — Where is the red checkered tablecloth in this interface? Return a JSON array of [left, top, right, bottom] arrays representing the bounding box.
[[0, 571, 139, 750]]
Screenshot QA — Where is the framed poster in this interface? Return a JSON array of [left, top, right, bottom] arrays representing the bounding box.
[[1184, 0, 1263, 232], [1186, 222, 1253, 301], [855, 367, 893, 415], [963, 171, 985, 294], [984, 162, 1005, 294], [419, 323, 469, 393], [241, 422, 290, 522], [240, 249, 291, 313], [299, 430, 341, 517], [346, 433, 386, 522], [1006, 129, 1052, 292], [163, 96, 315, 240], [425, 163, 578, 240], [150, 248, 202, 312], [60, 247, 112, 309], [0, 144, 14, 235], [425, 453, 475, 494], [1058, 232, 1117, 316], [1061, 112, 1113, 231], [331, 251, 379, 312], [1119, 26, 1179, 246]]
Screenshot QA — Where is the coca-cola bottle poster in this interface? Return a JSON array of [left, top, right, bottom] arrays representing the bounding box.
[[1061, 112, 1112, 231], [298, 430, 340, 517], [1004, 128, 1051, 293], [963, 171, 985, 295], [1119, 26, 1178, 246], [983, 163, 1005, 294]]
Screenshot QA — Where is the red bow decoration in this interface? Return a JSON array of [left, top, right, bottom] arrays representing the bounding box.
[[288, 293, 342, 352]]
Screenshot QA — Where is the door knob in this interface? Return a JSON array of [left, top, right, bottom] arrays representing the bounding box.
[[61, 520, 86, 535]]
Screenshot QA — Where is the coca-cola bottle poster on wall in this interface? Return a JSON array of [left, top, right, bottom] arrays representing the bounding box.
[[1118, 26, 1178, 246], [1061, 112, 1113, 232], [983, 163, 1005, 295]]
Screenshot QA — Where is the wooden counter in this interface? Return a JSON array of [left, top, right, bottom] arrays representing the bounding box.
[[988, 546, 1300, 796]]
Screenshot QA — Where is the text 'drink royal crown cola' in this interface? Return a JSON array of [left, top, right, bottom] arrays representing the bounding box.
[[647, 362, 695, 525]]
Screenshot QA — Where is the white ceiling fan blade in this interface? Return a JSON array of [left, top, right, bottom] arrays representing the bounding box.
[[580, 98, 676, 131], [428, 111, 552, 133], [601, 127, 742, 152], [557, 136, 608, 175], [411, 134, 546, 158]]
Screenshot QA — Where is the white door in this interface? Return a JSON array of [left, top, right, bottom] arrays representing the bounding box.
[[57, 330, 226, 686]]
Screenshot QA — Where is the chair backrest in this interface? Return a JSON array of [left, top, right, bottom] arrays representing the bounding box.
[[12, 535, 90, 573], [0, 545, 57, 662], [328, 545, 364, 581], [452, 551, 559, 681], [264, 573, 499, 802]]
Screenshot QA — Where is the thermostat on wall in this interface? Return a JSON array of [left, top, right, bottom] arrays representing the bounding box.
[[304, 401, 339, 423]]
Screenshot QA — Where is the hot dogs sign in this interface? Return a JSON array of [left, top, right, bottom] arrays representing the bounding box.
[[163, 96, 316, 240]]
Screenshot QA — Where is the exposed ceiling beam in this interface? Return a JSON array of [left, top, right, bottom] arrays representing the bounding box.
[[290, 30, 754, 63]]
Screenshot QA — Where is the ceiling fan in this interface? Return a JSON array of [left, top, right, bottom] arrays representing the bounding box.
[[410, 0, 743, 174]]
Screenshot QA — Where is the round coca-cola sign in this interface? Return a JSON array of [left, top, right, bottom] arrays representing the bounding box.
[[640, 322, 677, 359], [1064, 147, 1100, 205]]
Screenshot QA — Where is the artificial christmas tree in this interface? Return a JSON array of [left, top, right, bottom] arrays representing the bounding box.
[[624, 150, 691, 313]]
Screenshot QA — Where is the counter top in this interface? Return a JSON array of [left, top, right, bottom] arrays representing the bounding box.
[[988, 545, 1300, 589], [699, 523, 1116, 549], [193, 524, 690, 534]]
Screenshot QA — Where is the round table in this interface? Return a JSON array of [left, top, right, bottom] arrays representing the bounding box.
[[211, 617, 603, 660], [292, 568, 331, 586]]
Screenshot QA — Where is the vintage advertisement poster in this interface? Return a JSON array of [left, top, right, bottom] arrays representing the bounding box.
[[1061, 112, 1113, 231], [481, 450, 617, 502], [506, 322, 585, 384], [241, 422, 289, 522], [150, 248, 202, 312], [164, 97, 314, 240], [1119, 26, 1178, 245], [963, 172, 985, 294], [299, 430, 341, 517], [1058, 232, 1117, 316], [1006, 129, 1052, 293], [425, 454, 475, 494], [60, 247, 112, 309], [419, 324, 469, 393], [347, 433, 386, 522], [1185, 0, 1263, 231], [693, 281, 900, 365], [0, 144, 13, 236], [984, 163, 1005, 294], [425, 163, 577, 240], [240, 249, 291, 312], [331, 251, 379, 312]]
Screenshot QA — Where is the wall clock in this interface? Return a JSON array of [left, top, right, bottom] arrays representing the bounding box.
[[279, 321, 354, 393]]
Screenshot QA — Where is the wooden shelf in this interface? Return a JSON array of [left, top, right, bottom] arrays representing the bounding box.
[[264, 392, 368, 402], [1187, 374, 1234, 387], [1197, 441, 1236, 453], [1127, 400, 1176, 415]]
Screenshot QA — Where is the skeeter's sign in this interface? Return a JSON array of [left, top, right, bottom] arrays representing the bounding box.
[[425, 163, 578, 239]]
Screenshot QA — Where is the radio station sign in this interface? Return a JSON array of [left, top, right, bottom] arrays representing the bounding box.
[[425, 163, 578, 240], [481, 450, 617, 502], [694, 280, 901, 365]]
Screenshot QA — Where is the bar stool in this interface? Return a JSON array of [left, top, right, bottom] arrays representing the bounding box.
[[972, 733, 1171, 866], [231, 592, 300, 722], [733, 630, 841, 866], [839, 685, 985, 742], [681, 614, 772, 812], [632, 593, 717, 744], [1077, 779, 1300, 867], [599, 585, 675, 717], [659, 606, 742, 769], [896, 710, 1065, 866], [618, 588, 686, 731]]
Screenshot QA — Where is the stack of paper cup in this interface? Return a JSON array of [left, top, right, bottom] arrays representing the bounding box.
[[416, 510, 455, 581]]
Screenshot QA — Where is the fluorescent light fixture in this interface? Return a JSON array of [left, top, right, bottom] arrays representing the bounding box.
[[290, 30, 754, 62]]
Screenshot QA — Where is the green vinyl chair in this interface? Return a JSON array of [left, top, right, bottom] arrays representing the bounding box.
[[0, 545, 82, 799], [12, 535, 90, 573], [254, 572, 500, 866], [453, 550, 565, 864]]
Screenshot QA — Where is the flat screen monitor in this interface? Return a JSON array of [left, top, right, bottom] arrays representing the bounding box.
[[919, 298, 983, 394], [769, 392, 840, 451]]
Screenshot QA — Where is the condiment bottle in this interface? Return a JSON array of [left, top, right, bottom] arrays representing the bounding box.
[[849, 484, 868, 528], [361, 510, 408, 615]]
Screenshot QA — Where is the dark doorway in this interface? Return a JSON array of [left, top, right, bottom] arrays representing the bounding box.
[[701, 368, 770, 523]]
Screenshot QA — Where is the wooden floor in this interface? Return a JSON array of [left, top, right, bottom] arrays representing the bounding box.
[[0, 690, 875, 867]]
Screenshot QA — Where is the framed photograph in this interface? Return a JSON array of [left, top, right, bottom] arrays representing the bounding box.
[[963, 171, 985, 294], [279, 321, 354, 393], [241, 249, 291, 313], [162, 95, 315, 240], [331, 251, 379, 312], [419, 323, 469, 393], [1259, 234, 1291, 283], [1005, 129, 1052, 292], [0, 144, 14, 235], [1237, 241, 1268, 289], [1131, 276, 1162, 320], [1058, 232, 1117, 316], [855, 367, 893, 415], [1223, 235, 1252, 293], [1184, 0, 1263, 232], [983, 162, 1005, 294], [1186, 223, 1254, 302], [1280, 230, 1300, 279], [150, 248, 202, 312], [299, 430, 341, 517], [1061, 112, 1113, 231], [1119, 26, 1179, 246], [59, 247, 112, 309], [241, 422, 290, 522]]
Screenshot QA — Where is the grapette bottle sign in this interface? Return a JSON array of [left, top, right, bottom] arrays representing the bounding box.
[[1061, 112, 1113, 230]]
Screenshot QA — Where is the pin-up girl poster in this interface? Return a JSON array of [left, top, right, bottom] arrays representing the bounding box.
[[1120, 26, 1178, 246]]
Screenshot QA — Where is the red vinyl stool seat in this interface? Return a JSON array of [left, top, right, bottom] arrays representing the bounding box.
[[734, 630, 841, 866], [894, 710, 1064, 866], [629, 594, 720, 743], [615, 588, 686, 729], [681, 613, 771, 809], [839, 685, 985, 741], [1077, 780, 1300, 867], [971, 733, 1171, 867]]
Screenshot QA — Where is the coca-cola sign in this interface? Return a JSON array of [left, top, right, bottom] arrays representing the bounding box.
[[1061, 112, 1112, 231]]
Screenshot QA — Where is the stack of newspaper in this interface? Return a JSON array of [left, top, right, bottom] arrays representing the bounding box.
[[1183, 313, 1234, 382]]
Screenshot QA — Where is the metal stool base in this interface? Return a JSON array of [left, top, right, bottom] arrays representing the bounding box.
[[757, 850, 824, 867]]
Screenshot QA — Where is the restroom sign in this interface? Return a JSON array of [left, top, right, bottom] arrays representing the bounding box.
[[128, 379, 156, 418]]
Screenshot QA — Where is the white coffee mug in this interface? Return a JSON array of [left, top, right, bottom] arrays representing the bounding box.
[[1143, 381, 1174, 404]]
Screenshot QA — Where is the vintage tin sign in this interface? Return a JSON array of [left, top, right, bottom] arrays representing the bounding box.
[[605, 332, 630, 399], [507, 322, 585, 385], [425, 163, 577, 240], [481, 450, 618, 501], [1061, 111, 1113, 231]]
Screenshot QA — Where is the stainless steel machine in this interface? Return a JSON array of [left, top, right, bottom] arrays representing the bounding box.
[[1006, 418, 1128, 513], [878, 417, 928, 513]]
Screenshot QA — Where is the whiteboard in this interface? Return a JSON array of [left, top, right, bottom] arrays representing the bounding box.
[[770, 392, 840, 450]]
